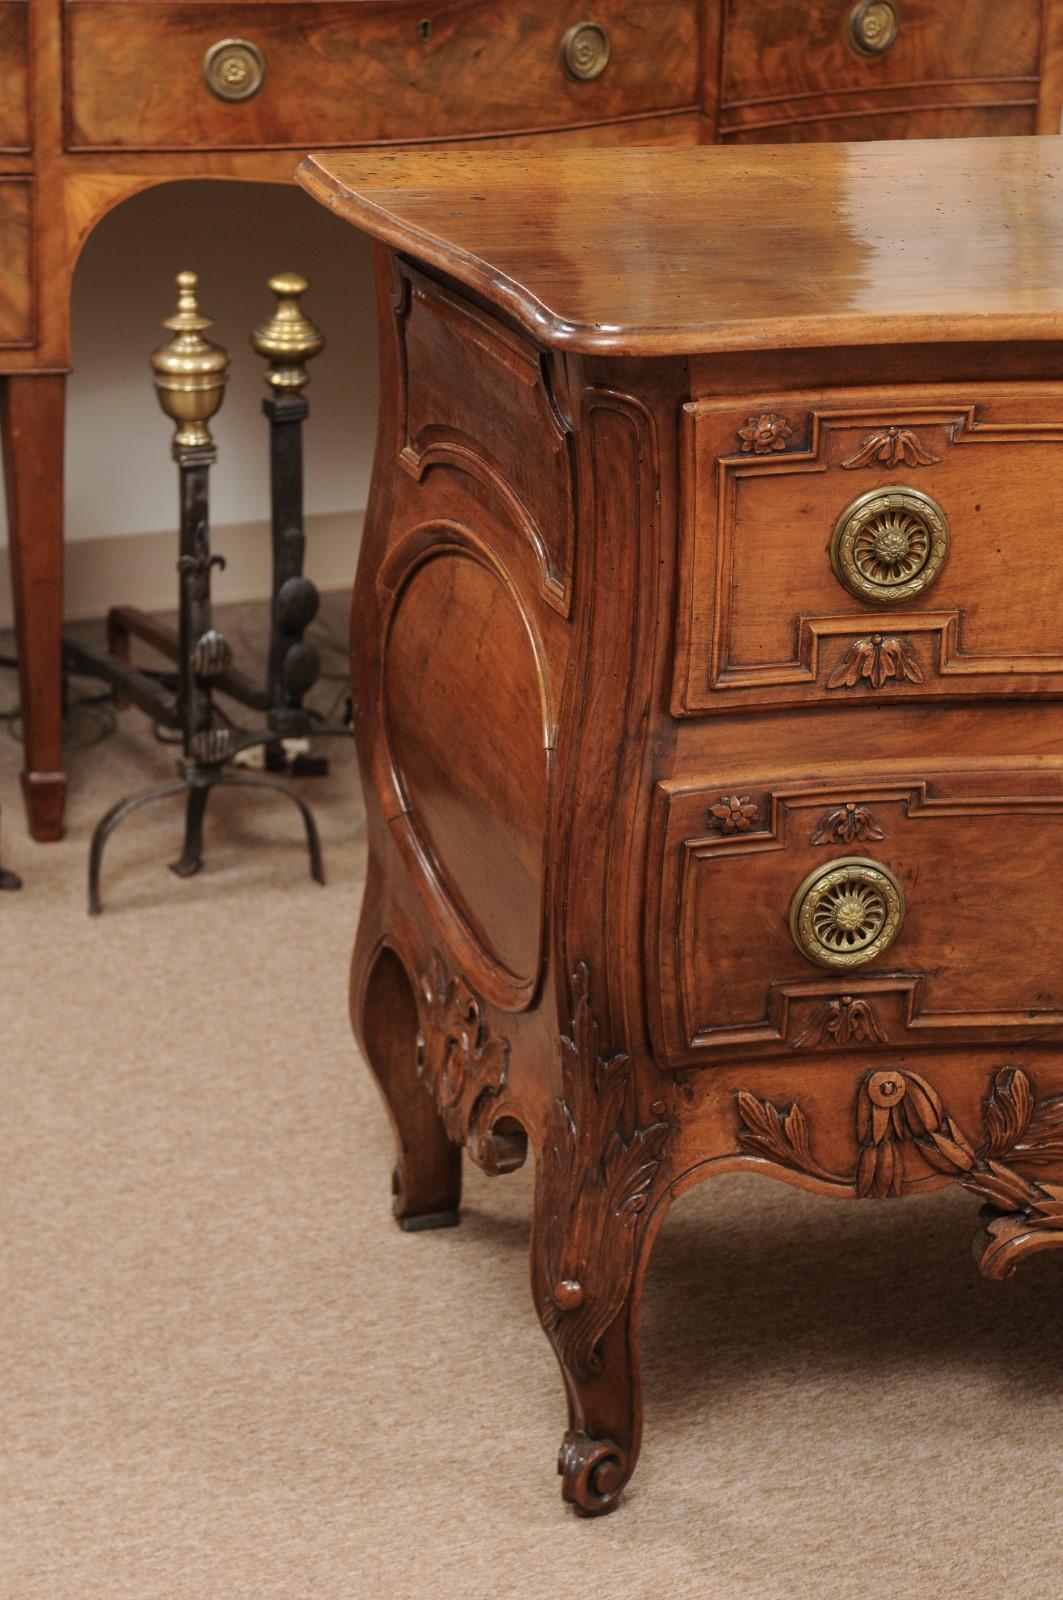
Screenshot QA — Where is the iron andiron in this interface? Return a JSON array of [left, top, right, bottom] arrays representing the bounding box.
[[64, 272, 325, 913]]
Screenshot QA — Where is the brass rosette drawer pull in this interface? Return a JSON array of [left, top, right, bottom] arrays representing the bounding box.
[[203, 38, 266, 102], [849, 0, 899, 55], [789, 856, 905, 969], [561, 21, 611, 81], [830, 485, 949, 605]]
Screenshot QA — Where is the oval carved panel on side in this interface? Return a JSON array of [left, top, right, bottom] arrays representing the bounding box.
[[381, 540, 550, 1008]]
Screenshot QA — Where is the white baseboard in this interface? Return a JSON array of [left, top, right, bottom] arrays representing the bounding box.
[[0, 508, 365, 629]]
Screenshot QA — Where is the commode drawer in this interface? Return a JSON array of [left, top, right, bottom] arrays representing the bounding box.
[[675, 387, 1063, 716], [648, 765, 1063, 1067], [718, 0, 1043, 142], [0, 2, 29, 151], [64, 0, 698, 150]]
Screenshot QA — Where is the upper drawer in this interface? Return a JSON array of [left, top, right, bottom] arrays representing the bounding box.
[[648, 763, 1063, 1067], [0, 2, 30, 151], [64, 0, 698, 150], [675, 385, 1063, 717], [718, 0, 1043, 141]]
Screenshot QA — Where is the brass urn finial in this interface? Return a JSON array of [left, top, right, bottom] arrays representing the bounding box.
[[150, 270, 231, 453], [251, 272, 324, 392]]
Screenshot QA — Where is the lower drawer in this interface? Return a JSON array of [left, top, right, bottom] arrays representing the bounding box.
[[649, 764, 1063, 1066], [0, 177, 32, 345]]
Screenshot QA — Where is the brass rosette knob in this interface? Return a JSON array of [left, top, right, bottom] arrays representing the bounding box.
[[830, 486, 949, 605], [790, 856, 905, 969], [849, 0, 899, 56], [150, 271, 230, 453]]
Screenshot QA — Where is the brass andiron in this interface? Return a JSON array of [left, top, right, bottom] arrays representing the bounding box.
[[64, 271, 325, 913], [104, 271, 344, 774]]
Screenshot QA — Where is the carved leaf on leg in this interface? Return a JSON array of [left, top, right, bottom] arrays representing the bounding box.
[[537, 963, 668, 1514], [540, 963, 668, 1381], [416, 951, 526, 1174]]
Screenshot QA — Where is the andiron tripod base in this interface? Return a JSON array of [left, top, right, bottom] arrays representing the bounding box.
[[88, 764, 325, 915]]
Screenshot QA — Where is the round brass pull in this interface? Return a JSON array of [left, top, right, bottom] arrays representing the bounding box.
[[849, 1, 899, 55], [203, 38, 266, 102], [831, 486, 949, 605], [561, 21, 611, 81], [790, 856, 905, 970]]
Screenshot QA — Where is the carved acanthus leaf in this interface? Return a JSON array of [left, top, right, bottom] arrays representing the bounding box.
[[539, 964, 668, 1380], [736, 1065, 1063, 1244], [827, 633, 924, 692], [735, 1089, 836, 1181], [810, 803, 885, 845], [416, 952, 523, 1174], [841, 426, 941, 470], [793, 994, 887, 1049]]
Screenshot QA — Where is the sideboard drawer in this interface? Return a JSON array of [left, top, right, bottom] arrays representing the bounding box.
[[0, 178, 33, 344], [65, 0, 698, 150], [649, 765, 1063, 1067], [719, 0, 1043, 141], [676, 387, 1063, 716], [0, 2, 29, 151]]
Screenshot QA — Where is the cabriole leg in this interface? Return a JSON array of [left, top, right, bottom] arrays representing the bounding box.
[[356, 941, 462, 1231], [531, 963, 670, 1514]]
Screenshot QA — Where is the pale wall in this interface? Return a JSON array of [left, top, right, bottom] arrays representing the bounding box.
[[0, 178, 379, 622]]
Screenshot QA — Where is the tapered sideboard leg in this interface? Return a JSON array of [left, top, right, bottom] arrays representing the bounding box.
[[1, 374, 68, 840], [356, 941, 462, 1231]]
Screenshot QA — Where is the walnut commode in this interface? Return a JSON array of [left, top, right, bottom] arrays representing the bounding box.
[[299, 139, 1063, 1515]]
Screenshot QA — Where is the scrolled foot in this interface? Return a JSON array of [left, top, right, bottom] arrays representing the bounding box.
[[558, 1431, 630, 1516], [974, 1204, 1063, 1281]]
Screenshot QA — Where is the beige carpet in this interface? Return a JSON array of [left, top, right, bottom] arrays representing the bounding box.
[[4, 602, 1063, 1600]]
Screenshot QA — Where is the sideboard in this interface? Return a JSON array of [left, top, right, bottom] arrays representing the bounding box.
[[4, 0, 1063, 839]]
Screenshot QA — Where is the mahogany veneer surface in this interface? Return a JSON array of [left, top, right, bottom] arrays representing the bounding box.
[[299, 139, 1063, 1514]]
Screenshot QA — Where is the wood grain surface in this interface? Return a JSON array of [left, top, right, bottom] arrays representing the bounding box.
[[299, 138, 1063, 355], [0, 0, 29, 151], [328, 150, 1063, 1512], [66, 0, 698, 150]]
